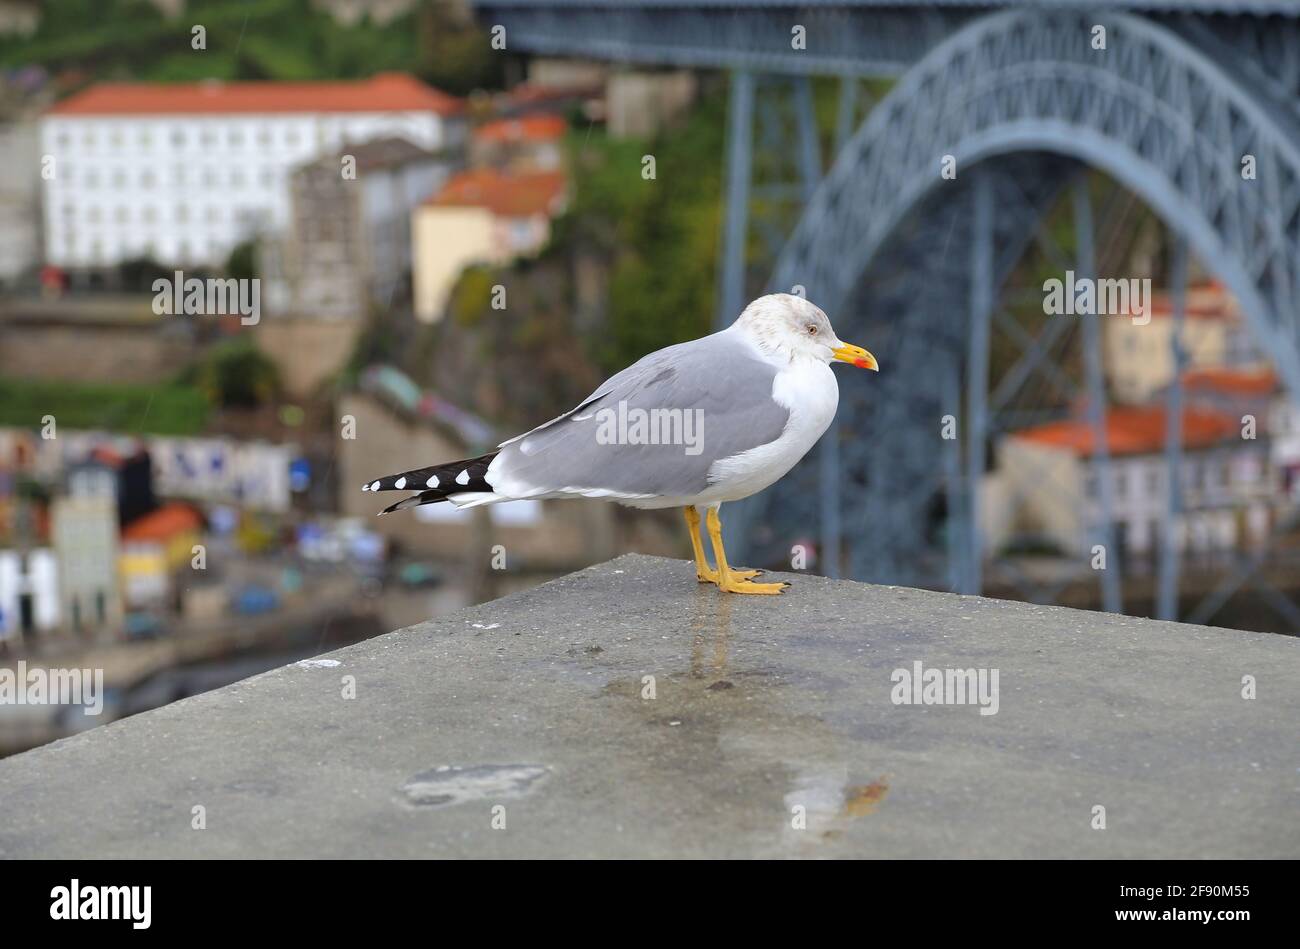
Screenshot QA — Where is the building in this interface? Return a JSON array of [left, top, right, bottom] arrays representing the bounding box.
[[41, 73, 465, 268], [118, 502, 203, 610], [50, 494, 122, 638], [1270, 390, 1300, 502], [311, 0, 426, 25], [1105, 282, 1265, 403], [412, 168, 568, 322], [271, 136, 460, 319], [0, 548, 58, 645], [0, 119, 41, 285], [994, 405, 1270, 561], [471, 114, 566, 173]]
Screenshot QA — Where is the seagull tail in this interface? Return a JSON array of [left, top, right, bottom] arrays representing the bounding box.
[[361, 452, 499, 515]]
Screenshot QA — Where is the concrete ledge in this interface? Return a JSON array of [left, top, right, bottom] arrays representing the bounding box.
[[1, 554, 1296, 858]]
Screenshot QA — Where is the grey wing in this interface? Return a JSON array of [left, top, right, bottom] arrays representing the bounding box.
[[492, 331, 790, 498]]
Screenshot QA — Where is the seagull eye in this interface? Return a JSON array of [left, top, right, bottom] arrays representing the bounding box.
[[806, 324, 818, 335]]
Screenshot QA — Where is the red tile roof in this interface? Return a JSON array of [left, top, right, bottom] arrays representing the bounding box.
[[1010, 405, 1238, 457], [426, 168, 567, 217], [474, 114, 567, 144], [1129, 280, 1236, 321], [1182, 367, 1277, 397], [122, 503, 202, 543], [48, 73, 463, 117]]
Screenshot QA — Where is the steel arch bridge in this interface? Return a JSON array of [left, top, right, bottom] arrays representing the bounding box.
[[473, 1, 1300, 629]]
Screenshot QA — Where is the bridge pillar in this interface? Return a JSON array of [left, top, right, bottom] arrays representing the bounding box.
[[1158, 235, 1189, 621], [717, 70, 755, 331], [965, 171, 994, 594], [1074, 180, 1123, 613]]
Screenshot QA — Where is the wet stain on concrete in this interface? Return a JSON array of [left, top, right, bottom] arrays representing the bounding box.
[[842, 778, 890, 817], [398, 764, 550, 808]]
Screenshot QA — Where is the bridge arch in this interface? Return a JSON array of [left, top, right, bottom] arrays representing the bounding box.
[[774, 9, 1300, 387], [752, 8, 1300, 585]]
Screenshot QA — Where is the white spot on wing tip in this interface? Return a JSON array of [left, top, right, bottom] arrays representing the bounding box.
[[456, 469, 470, 486], [369, 481, 380, 492], [394, 476, 407, 489], [427, 474, 439, 488]]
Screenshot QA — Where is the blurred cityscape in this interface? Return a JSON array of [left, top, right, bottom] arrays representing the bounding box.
[[2, 0, 1299, 756]]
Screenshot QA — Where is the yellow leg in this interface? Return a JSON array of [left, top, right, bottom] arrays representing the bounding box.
[[684, 506, 717, 583], [705, 507, 788, 595]]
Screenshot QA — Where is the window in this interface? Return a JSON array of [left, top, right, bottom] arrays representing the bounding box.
[[141, 170, 156, 188], [171, 128, 186, 148], [228, 128, 244, 147]]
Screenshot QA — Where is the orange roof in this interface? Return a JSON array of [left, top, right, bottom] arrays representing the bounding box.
[[122, 503, 202, 543], [474, 114, 567, 144], [1182, 367, 1277, 397], [1010, 405, 1238, 457], [48, 73, 463, 117], [1129, 281, 1236, 321], [427, 168, 566, 217]]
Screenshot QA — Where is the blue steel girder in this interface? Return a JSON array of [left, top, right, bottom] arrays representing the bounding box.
[[473, 2, 1300, 81], [771, 8, 1300, 407], [732, 153, 1073, 584], [754, 8, 1300, 584], [475, 3, 975, 77]]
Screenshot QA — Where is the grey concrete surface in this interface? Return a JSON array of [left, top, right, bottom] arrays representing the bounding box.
[[1, 554, 1296, 858]]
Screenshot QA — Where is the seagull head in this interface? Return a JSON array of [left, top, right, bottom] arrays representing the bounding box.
[[734, 293, 878, 371]]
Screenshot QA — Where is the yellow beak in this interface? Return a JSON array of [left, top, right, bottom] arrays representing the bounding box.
[[832, 343, 879, 371]]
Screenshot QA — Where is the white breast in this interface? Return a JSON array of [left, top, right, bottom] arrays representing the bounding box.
[[703, 358, 839, 504]]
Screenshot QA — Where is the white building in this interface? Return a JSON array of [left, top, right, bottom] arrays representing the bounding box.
[[993, 405, 1271, 561], [50, 495, 122, 638], [0, 549, 59, 645], [40, 73, 464, 269]]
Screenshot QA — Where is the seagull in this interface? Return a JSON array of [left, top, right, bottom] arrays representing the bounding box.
[[363, 294, 877, 594]]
